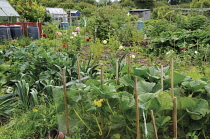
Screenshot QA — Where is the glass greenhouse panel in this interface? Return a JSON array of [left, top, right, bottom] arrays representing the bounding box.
[[0, 0, 20, 17]]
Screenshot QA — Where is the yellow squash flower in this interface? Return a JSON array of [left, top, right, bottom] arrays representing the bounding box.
[[94, 99, 105, 107]]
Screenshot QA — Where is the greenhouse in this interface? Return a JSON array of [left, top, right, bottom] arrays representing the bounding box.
[[0, 0, 20, 22], [46, 7, 68, 22]]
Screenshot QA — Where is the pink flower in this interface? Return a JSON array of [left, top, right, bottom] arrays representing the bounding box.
[[75, 27, 80, 31], [72, 32, 77, 36], [57, 32, 62, 36], [12, 40, 17, 42]]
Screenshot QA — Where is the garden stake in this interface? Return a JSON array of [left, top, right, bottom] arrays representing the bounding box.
[[77, 60, 81, 83], [62, 68, 70, 136], [128, 54, 131, 75], [160, 65, 164, 90], [150, 110, 158, 139], [116, 60, 119, 85], [101, 64, 104, 85], [170, 58, 174, 98], [173, 97, 178, 138], [100, 64, 105, 139], [134, 76, 140, 139], [94, 27, 97, 43]]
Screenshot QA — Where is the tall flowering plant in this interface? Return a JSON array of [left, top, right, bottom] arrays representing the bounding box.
[[69, 27, 82, 51]]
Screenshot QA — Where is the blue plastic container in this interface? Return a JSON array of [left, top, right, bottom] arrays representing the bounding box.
[[10, 25, 23, 39], [60, 22, 69, 30], [136, 21, 144, 30], [27, 25, 40, 40], [0, 26, 11, 42]]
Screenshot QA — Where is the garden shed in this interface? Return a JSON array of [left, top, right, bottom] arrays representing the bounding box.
[[70, 10, 81, 17], [46, 7, 68, 22], [0, 0, 20, 22], [129, 9, 151, 20]]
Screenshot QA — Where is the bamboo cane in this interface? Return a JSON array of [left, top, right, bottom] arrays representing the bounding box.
[[173, 97, 178, 138], [62, 68, 70, 136], [134, 76, 140, 139], [116, 60, 119, 85], [128, 54, 131, 75], [100, 64, 104, 139], [170, 58, 174, 98], [94, 27, 97, 43], [101, 64, 104, 85], [150, 110, 158, 139], [160, 65, 164, 91], [77, 60, 81, 83]]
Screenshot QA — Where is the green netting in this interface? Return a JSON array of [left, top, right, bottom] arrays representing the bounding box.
[[52, 85, 82, 134], [52, 87, 67, 133]]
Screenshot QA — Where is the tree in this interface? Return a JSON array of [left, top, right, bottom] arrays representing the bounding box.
[[120, 0, 135, 8], [8, 0, 48, 22], [190, 0, 210, 8], [120, 0, 155, 9]]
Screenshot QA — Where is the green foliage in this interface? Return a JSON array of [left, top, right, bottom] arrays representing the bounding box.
[[0, 104, 57, 139], [0, 93, 17, 117], [1, 3, 210, 137], [148, 29, 210, 63], [8, 0, 47, 22], [81, 7, 96, 17], [176, 14, 207, 30], [0, 43, 79, 87], [144, 19, 176, 37], [153, 1, 170, 8], [14, 80, 39, 109], [133, 0, 155, 9], [57, 2, 75, 9], [115, 23, 144, 46], [120, 0, 135, 8], [87, 5, 134, 40], [190, 0, 210, 8], [151, 6, 180, 22]]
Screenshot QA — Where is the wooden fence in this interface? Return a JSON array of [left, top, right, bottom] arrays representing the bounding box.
[[0, 22, 42, 37]]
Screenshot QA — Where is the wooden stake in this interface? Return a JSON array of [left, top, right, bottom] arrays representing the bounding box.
[[173, 97, 178, 139], [62, 68, 70, 136], [101, 64, 104, 85], [77, 60, 81, 83], [116, 60, 119, 85], [100, 65, 104, 139], [134, 76, 140, 139], [128, 54, 131, 75], [150, 110, 158, 139], [170, 58, 174, 98], [94, 27, 97, 43], [160, 65, 164, 91]]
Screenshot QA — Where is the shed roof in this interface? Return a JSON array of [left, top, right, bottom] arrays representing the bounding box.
[[70, 10, 79, 14], [0, 0, 20, 17], [46, 7, 67, 15]]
